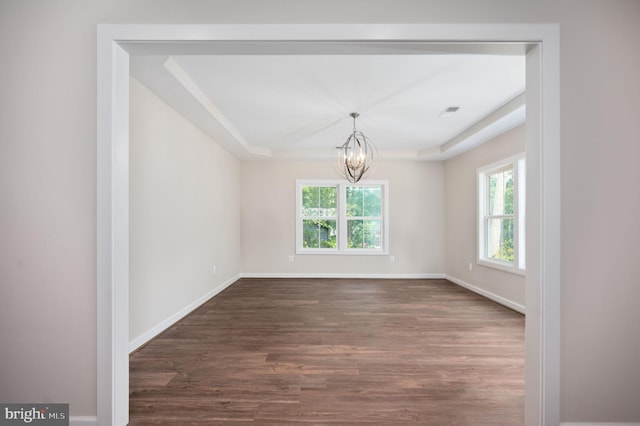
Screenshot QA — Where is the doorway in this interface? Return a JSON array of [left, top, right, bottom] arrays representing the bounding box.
[[97, 24, 560, 426]]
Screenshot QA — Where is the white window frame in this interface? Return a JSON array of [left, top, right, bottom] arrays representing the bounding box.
[[477, 154, 526, 275], [296, 179, 389, 255]]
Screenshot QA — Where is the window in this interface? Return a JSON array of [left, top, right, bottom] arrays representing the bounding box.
[[296, 180, 388, 254], [300, 185, 338, 249], [478, 155, 526, 274]]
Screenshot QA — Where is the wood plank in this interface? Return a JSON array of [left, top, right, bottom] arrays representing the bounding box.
[[129, 278, 524, 424]]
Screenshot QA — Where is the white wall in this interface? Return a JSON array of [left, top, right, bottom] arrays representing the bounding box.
[[445, 125, 526, 309], [128, 77, 241, 348], [1, 0, 640, 422], [240, 159, 445, 276]]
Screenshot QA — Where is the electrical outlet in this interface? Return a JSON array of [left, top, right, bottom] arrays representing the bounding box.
[[468, 262, 473, 271], [390, 255, 395, 264], [289, 255, 294, 263], [212, 265, 217, 274]]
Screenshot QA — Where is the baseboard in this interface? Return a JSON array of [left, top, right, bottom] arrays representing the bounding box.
[[128, 274, 241, 353], [561, 423, 640, 426], [445, 275, 526, 314], [241, 272, 446, 279], [69, 416, 97, 426]]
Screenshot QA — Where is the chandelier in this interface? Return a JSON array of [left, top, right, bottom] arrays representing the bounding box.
[[335, 112, 376, 183]]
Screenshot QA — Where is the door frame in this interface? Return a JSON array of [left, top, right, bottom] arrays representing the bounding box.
[[97, 23, 560, 426]]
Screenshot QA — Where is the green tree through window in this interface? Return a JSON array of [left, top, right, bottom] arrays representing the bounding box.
[[346, 186, 382, 249], [297, 180, 388, 254], [487, 169, 514, 262], [478, 154, 525, 273], [301, 186, 337, 248]]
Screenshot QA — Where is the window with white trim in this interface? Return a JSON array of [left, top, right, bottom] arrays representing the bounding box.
[[296, 180, 389, 255], [478, 154, 526, 274]]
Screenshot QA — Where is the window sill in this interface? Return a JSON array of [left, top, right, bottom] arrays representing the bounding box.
[[296, 248, 389, 256], [477, 258, 526, 276]]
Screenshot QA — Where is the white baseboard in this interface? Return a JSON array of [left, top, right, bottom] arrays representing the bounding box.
[[69, 416, 97, 426], [128, 274, 241, 353], [445, 275, 526, 314], [561, 423, 640, 426], [241, 272, 446, 279]]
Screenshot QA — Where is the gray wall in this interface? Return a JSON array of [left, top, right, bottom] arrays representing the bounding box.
[[241, 160, 445, 275], [129, 77, 241, 348], [445, 125, 526, 309], [1, 0, 640, 422]]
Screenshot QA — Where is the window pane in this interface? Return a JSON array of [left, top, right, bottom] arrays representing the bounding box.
[[487, 217, 514, 263], [319, 186, 336, 212], [363, 187, 382, 216], [302, 186, 318, 210], [346, 186, 381, 217], [488, 169, 514, 215], [346, 186, 363, 217], [303, 219, 336, 248], [347, 219, 381, 249], [302, 186, 336, 217]]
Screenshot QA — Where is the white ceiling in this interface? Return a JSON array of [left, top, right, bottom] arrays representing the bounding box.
[[130, 46, 525, 161]]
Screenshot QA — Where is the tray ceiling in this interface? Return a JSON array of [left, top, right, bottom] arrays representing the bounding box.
[[130, 46, 525, 160]]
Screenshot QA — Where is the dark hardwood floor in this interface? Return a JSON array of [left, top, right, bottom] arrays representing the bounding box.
[[129, 278, 524, 425]]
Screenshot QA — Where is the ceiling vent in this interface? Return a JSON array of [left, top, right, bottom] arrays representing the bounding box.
[[439, 106, 461, 118]]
